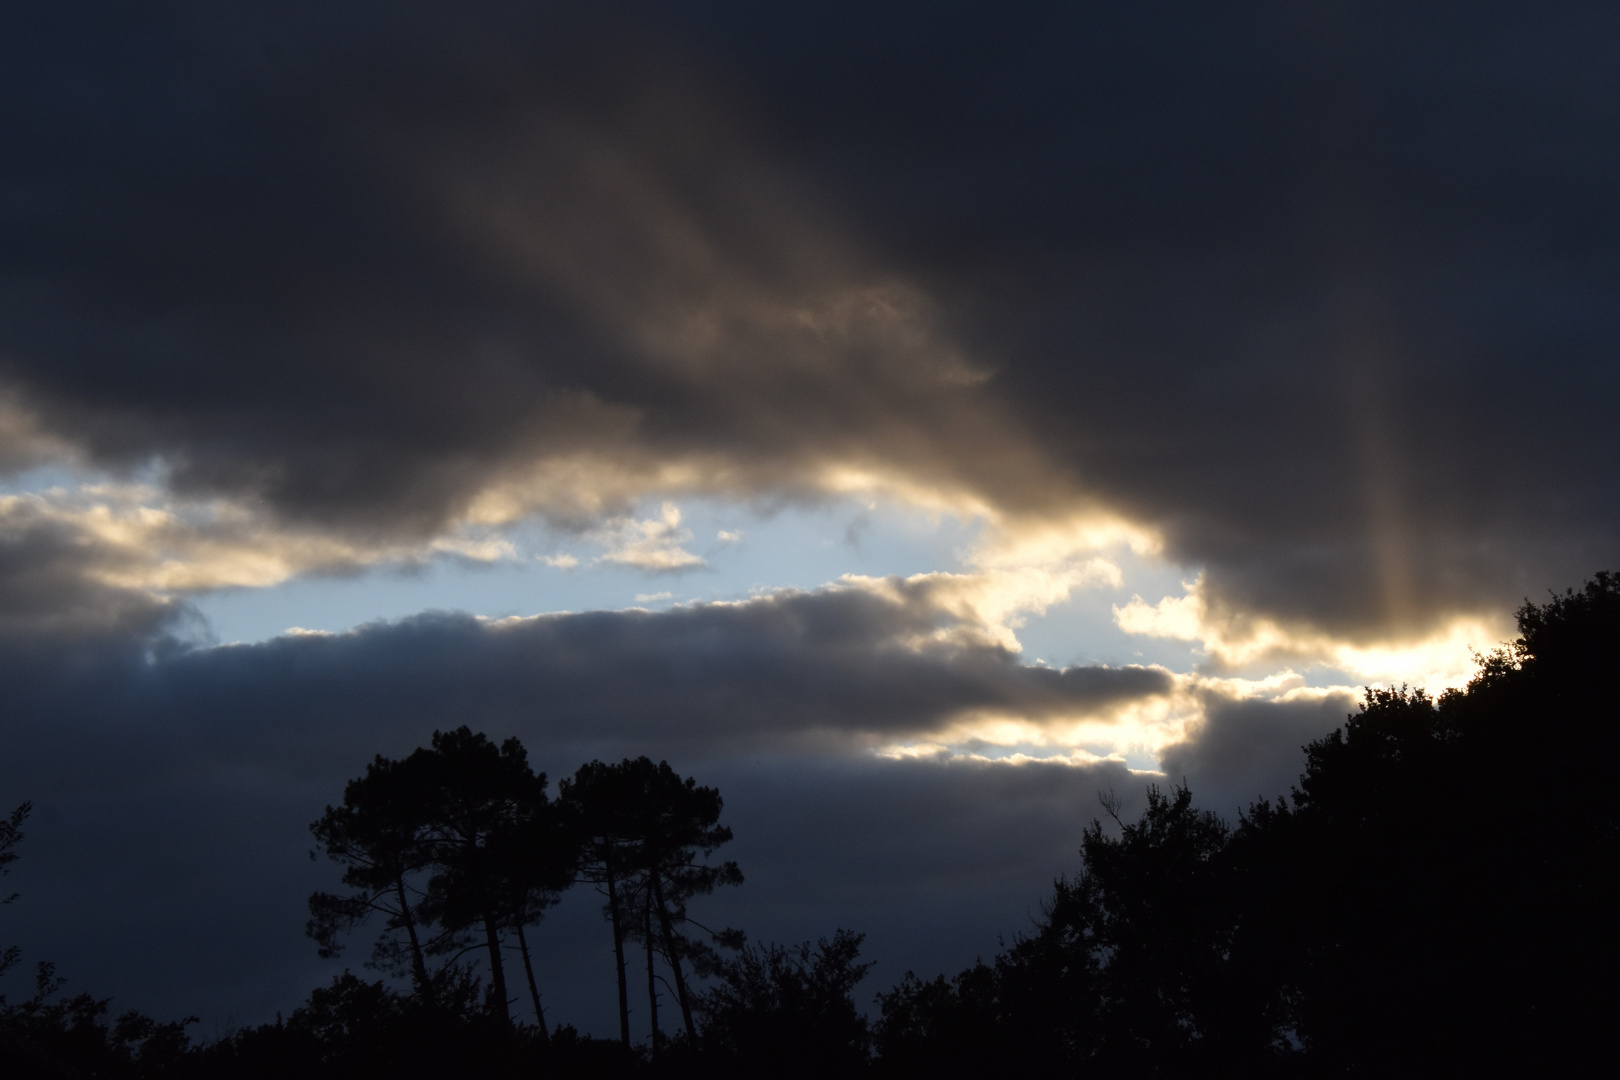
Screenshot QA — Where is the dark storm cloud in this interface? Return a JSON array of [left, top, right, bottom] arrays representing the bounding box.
[[768, 1, 1620, 634], [0, 502, 185, 652], [4, 3, 1617, 631], [0, 1, 1063, 542]]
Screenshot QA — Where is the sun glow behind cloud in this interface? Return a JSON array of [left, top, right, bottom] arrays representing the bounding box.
[[906, 691, 1192, 760], [1115, 575, 1509, 691]]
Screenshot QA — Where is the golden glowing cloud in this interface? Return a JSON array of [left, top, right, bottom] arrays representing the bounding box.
[[0, 485, 518, 596], [1115, 575, 1509, 690], [590, 502, 705, 571]]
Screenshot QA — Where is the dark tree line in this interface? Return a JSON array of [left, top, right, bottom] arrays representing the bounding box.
[[871, 572, 1620, 1076], [4, 573, 1617, 1077]]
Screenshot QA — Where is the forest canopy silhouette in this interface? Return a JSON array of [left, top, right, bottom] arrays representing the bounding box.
[[3, 573, 1617, 1077]]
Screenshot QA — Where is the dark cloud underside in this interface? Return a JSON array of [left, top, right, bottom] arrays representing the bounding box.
[[3, 586, 1171, 784], [1, 3, 1614, 635], [1158, 689, 1356, 817]]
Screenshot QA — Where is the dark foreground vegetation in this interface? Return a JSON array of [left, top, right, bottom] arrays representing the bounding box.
[[4, 574, 1616, 1077]]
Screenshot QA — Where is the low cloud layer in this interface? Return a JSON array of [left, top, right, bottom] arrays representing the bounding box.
[[2, 582, 1174, 781]]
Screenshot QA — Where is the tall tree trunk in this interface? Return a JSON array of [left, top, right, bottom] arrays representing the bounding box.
[[652, 873, 697, 1039], [645, 897, 659, 1055], [514, 922, 549, 1042], [394, 873, 433, 1008], [483, 913, 511, 1025], [605, 861, 631, 1046]]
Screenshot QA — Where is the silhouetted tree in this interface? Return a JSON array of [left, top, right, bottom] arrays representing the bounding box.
[[562, 757, 742, 1047], [478, 786, 576, 1033], [0, 961, 195, 1079], [875, 784, 1244, 1076], [1079, 784, 1243, 1070], [558, 761, 641, 1046], [875, 572, 1620, 1076], [194, 967, 508, 1080], [1, 800, 28, 981], [630, 759, 742, 1043], [875, 963, 1022, 1079], [698, 930, 871, 1078], [310, 729, 572, 1031], [409, 728, 564, 1029], [1226, 571, 1620, 1072], [308, 760, 443, 1004], [193, 967, 641, 1080]]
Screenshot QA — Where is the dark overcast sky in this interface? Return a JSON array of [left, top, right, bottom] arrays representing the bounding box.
[[2, 1, 1616, 1033]]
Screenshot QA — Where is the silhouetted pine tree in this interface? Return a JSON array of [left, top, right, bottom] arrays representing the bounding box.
[[561, 757, 742, 1049], [308, 758, 446, 1004], [408, 728, 569, 1030]]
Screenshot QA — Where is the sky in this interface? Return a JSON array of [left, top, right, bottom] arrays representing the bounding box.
[[2, 1, 1617, 1035]]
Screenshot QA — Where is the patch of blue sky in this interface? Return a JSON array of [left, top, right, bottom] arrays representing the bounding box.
[[3, 460, 1222, 680], [187, 493, 1225, 684], [1011, 548, 1204, 673], [0, 464, 84, 494], [189, 495, 989, 646]]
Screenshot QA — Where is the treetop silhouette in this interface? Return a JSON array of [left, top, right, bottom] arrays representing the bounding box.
[[308, 728, 575, 1031], [559, 756, 743, 1050]]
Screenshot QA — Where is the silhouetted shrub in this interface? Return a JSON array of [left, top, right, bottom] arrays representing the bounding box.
[[698, 930, 871, 1078]]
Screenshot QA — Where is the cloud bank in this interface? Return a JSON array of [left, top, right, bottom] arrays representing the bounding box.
[[1, 3, 1612, 644]]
